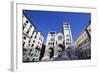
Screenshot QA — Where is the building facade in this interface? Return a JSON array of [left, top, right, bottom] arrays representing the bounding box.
[[55, 33, 64, 56], [43, 32, 56, 60], [73, 23, 91, 59], [63, 22, 73, 56], [23, 15, 35, 38], [23, 14, 35, 49], [23, 13, 44, 62], [28, 32, 44, 50], [63, 22, 73, 48], [23, 48, 41, 62], [42, 22, 73, 61]]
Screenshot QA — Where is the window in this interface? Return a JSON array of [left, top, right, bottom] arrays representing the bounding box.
[[51, 42, 52, 45], [30, 35, 33, 38], [33, 40, 35, 43], [84, 39, 88, 43], [23, 49, 27, 52], [51, 34, 54, 36], [23, 36, 26, 40], [50, 32, 54, 34], [23, 42, 25, 46], [32, 58, 35, 61], [66, 39, 69, 41], [32, 31, 34, 35], [30, 54, 33, 57], [30, 25, 32, 28], [26, 58, 30, 61], [36, 32, 38, 34], [29, 40, 31, 43], [40, 39, 42, 42], [28, 44, 30, 47], [24, 23, 27, 25], [52, 42, 54, 45], [66, 35, 69, 37], [58, 35, 62, 40], [56, 42, 57, 44], [26, 20, 28, 24], [66, 42, 70, 45], [31, 44, 34, 47], [34, 35, 37, 38], [63, 42, 64, 44], [84, 33, 86, 36], [23, 26, 25, 30], [39, 37, 41, 40], [29, 52, 31, 55], [30, 49, 32, 52], [26, 30, 29, 34]]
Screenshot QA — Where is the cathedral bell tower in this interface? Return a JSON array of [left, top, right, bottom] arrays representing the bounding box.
[[63, 22, 73, 49]]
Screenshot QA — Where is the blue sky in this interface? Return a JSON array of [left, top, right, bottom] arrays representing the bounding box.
[[23, 10, 91, 42]]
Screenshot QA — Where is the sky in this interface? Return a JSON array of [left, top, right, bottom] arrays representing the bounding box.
[[23, 10, 91, 43]]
